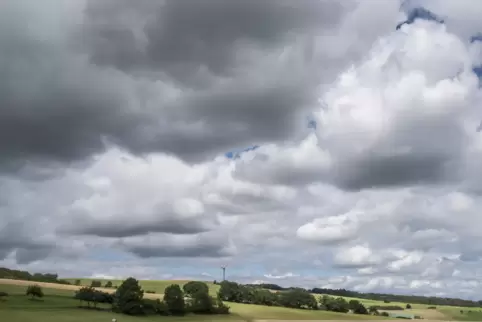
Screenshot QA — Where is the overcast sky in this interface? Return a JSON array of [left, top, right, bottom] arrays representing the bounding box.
[[3, 0, 482, 299]]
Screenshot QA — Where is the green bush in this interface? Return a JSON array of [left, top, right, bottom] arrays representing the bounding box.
[[26, 285, 44, 299]]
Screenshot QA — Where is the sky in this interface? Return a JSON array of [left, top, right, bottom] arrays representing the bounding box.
[[3, 0, 482, 300]]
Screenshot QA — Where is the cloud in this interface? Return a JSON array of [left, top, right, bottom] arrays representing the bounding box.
[[334, 245, 382, 268], [4, 0, 482, 300]]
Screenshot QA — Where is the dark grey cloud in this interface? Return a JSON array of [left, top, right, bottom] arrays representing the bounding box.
[[120, 233, 235, 258], [84, 0, 345, 78], [0, 0, 350, 170], [334, 115, 468, 191], [61, 216, 217, 238], [0, 222, 54, 264]]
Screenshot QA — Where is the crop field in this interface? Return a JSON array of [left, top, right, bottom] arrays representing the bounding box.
[[1, 279, 392, 322]]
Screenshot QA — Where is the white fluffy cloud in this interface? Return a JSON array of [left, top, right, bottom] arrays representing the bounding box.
[[4, 0, 482, 300]]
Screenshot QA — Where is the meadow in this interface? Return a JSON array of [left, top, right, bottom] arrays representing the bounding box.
[[0, 280, 390, 322]]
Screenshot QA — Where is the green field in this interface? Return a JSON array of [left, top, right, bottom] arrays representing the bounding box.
[[64, 278, 221, 296], [308, 293, 482, 321], [0, 282, 388, 322]]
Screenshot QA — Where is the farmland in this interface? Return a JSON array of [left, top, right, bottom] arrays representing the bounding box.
[[0, 279, 389, 322]]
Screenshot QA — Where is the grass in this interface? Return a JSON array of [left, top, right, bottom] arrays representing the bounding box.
[[64, 278, 221, 296], [5, 278, 482, 321], [439, 307, 482, 321], [0, 284, 240, 322], [228, 302, 385, 320], [308, 293, 482, 321], [0, 281, 389, 321]]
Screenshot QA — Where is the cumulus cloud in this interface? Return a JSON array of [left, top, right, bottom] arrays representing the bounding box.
[[4, 0, 482, 300]]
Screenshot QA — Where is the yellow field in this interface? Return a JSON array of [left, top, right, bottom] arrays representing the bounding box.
[[0, 278, 166, 299]]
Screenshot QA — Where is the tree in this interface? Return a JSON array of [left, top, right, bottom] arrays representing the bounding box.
[[164, 284, 186, 315], [278, 288, 318, 309], [90, 280, 102, 287], [105, 281, 113, 288], [0, 291, 8, 301], [74, 279, 81, 286], [214, 293, 230, 314], [189, 288, 214, 313], [75, 286, 113, 308], [112, 277, 144, 315], [26, 285, 44, 300], [252, 289, 278, 306], [406, 303, 412, 309], [349, 300, 368, 314], [183, 281, 209, 297], [219, 281, 243, 302], [323, 296, 350, 313], [75, 287, 95, 308], [369, 306, 379, 315]]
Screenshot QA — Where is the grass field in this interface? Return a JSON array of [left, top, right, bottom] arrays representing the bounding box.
[[0, 280, 391, 321], [64, 278, 221, 296], [307, 293, 482, 321]]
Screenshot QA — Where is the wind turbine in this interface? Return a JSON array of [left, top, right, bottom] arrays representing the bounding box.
[[221, 266, 226, 281]]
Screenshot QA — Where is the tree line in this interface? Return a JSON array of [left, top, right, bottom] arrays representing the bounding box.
[[0, 267, 71, 285], [251, 283, 482, 308], [74, 278, 230, 317], [219, 281, 376, 315]]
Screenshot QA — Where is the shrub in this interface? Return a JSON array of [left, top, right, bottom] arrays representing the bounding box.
[[381, 312, 390, 317], [384, 299, 391, 303], [74, 279, 81, 286], [90, 280, 102, 288], [104, 281, 113, 288], [428, 306, 437, 309], [145, 290, 156, 294], [26, 285, 44, 299], [406, 304, 412, 309]]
